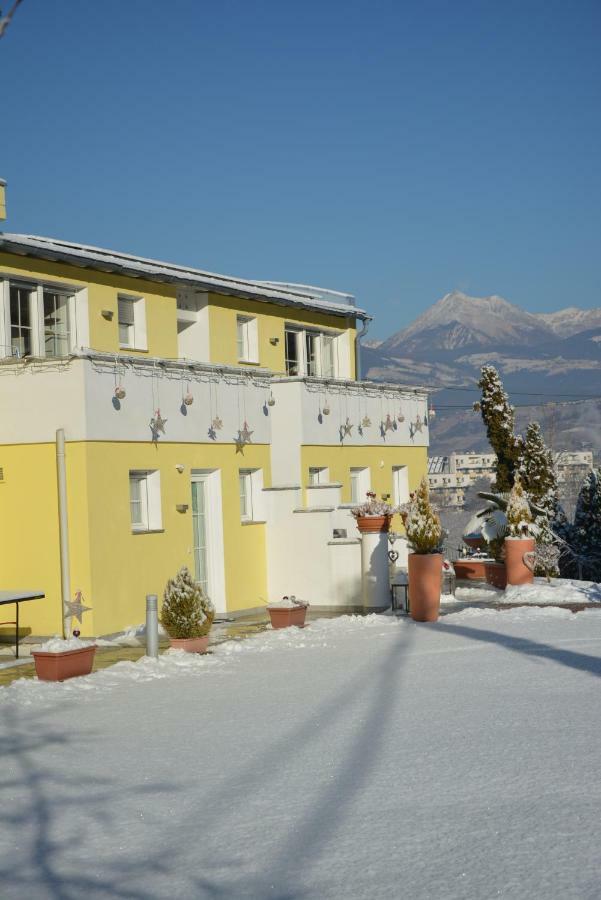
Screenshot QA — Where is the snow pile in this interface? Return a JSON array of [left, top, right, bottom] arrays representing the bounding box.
[[37, 635, 95, 652], [502, 577, 601, 605]]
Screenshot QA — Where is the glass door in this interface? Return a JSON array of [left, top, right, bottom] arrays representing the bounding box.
[[191, 479, 209, 595]]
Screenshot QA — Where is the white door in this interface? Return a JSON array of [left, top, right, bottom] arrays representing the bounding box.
[[191, 479, 209, 595]]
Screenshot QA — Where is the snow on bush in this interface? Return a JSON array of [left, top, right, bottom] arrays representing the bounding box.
[[161, 566, 215, 639], [400, 477, 443, 553], [505, 475, 533, 537]]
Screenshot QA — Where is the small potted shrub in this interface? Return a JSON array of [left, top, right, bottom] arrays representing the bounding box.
[[32, 633, 97, 682], [504, 477, 536, 586], [351, 491, 398, 533], [400, 477, 444, 621], [161, 566, 215, 653], [266, 595, 309, 629]]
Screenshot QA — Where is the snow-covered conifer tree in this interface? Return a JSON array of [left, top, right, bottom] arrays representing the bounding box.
[[477, 366, 521, 492], [402, 477, 444, 553], [505, 475, 533, 537], [572, 469, 601, 580], [518, 422, 557, 507], [161, 566, 215, 639]]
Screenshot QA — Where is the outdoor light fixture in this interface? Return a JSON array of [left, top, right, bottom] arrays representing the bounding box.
[[101, 309, 114, 320], [175, 503, 189, 513], [175, 464, 185, 473], [269, 337, 280, 345]]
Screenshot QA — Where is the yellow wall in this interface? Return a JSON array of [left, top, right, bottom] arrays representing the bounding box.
[[207, 293, 357, 376], [301, 444, 428, 531], [0, 252, 178, 359]]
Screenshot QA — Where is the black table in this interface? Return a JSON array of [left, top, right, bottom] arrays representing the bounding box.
[[0, 591, 46, 659]]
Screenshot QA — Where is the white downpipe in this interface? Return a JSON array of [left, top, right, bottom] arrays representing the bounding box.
[[355, 317, 371, 381], [56, 428, 71, 638]]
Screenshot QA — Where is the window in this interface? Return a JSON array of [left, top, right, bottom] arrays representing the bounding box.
[[129, 470, 162, 532], [236, 315, 258, 362], [238, 468, 264, 522], [350, 467, 370, 504], [392, 466, 409, 505], [9, 284, 34, 357], [309, 466, 329, 486], [118, 296, 146, 350], [285, 328, 301, 375], [43, 289, 72, 357], [285, 326, 338, 377]]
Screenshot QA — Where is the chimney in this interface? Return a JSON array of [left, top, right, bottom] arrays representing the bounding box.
[[0, 179, 6, 220]]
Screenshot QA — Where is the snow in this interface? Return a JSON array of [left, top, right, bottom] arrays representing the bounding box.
[[37, 635, 95, 652], [502, 577, 601, 605], [1, 609, 601, 898]]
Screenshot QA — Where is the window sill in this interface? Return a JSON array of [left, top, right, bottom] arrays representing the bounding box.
[[120, 345, 149, 353], [238, 359, 261, 366], [131, 528, 165, 535], [241, 519, 266, 526]]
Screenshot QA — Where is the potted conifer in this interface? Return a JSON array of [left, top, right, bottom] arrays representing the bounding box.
[[161, 566, 215, 653], [504, 476, 536, 585], [400, 477, 444, 621]]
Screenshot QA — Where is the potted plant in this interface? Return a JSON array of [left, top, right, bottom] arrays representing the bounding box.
[[32, 634, 97, 682], [351, 491, 398, 533], [504, 476, 536, 586], [161, 566, 215, 653], [266, 595, 309, 629], [400, 477, 444, 621]]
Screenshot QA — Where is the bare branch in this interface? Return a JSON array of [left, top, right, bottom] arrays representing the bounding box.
[[0, 0, 24, 40]]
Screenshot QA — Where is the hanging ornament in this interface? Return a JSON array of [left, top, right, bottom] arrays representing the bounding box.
[[211, 415, 223, 431], [413, 414, 424, 433], [397, 409, 405, 423], [383, 413, 395, 433], [322, 404, 330, 416], [267, 391, 276, 407], [240, 420, 254, 443], [473, 401, 481, 413], [113, 356, 126, 400], [428, 403, 436, 420], [183, 385, 194, 406], [235, 432, 246, 454], [64, 591, 92, 625], [341, 417, 353, 437], [114, 385, 126, 400], [150, 409, 167, 442], [361, 415, 371, 428]]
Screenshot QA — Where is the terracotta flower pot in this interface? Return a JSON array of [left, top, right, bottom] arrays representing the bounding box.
[[504, 538, 535, 586], [267, 606, 308, 629], [355, 515, 391, 534], [169, 635, 209, 653], [408, 553, 443, 622], [32, 645, 97, 682]]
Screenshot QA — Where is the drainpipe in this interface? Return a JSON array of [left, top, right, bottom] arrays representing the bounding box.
[[56, 429, 71, 638], [355, 316, 371, 381]]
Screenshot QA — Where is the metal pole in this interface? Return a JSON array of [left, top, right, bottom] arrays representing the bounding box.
[[56, 429, 71, 639], [146, 594, 159, 658]]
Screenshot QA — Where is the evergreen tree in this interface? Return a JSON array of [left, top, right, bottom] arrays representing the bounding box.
[[161, 566, 215, 639], [402, 477, 444, 553], [518, 422, 557, 509], [478, 366, 522, 492], [505, 475, 533, 537], [572, 469, 601, 580]]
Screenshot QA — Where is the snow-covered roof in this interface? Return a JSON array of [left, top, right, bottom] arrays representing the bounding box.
[[0, 232, 368, 321]]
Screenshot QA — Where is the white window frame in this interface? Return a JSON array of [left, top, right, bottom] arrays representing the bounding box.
[[190, 469, 226, 613], [309, 466, 329, 486], [1, 278, 79, 358], [118, 295, 147, 351], [350, 467, 371, 504], [284, 324, 339, 378], [236, 315, 258, 363], [238, 468, 265, 522], [129, 469, 162, 532], [392, 466, 409, 505]]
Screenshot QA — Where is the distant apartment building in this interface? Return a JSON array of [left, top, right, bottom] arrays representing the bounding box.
[[428, 450, 593, 508]]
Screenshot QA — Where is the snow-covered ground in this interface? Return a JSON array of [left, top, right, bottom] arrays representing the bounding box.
[[1, 608, 601, 899], [444, 577, 601, 607]]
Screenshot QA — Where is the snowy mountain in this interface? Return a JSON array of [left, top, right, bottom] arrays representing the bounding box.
[[364, 291, 601, 456]]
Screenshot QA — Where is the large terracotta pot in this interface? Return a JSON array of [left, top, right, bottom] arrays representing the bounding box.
[[408, 553, 443, 622], [268, 605, 308, 629], [32, 645, 97, 682], [355, 515, 391, 534], [504, 538, 535, 586], [453, 559, 507, 590], [169, 635, 209, 653]]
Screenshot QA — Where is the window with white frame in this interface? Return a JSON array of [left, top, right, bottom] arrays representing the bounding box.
[[3, 279, 77, 358], [285, 325, 338, 377], [236, 315, 258, 363], [238, 468, 264, 522], [129, 470, 162, 532], [392, 465, 409, 506], [309, 466, 329, 486], [9, 283, 35, 357], [118, 296, 147, 350], [350, 467, 371, 504]]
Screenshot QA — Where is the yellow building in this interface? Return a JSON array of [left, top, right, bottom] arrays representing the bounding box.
[[0, 218, 429, 639]]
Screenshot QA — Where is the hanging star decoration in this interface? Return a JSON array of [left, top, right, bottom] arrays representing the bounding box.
[[150, 409, 167, 442], [409, 422, 416, 441], [240, 420, 254, 443], [211, 415, 223, 431], [64, 591, 92, 625], [208, 425, 217, 441], [414, 414, 424, 433], [383, 414, 395, 433], [234, 431, 247, 454], [342, 417, 353, 437], [361, 415, 372, 429]]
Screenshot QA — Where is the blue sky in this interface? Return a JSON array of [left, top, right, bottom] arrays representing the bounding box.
[[1, 0, 600, 337]]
